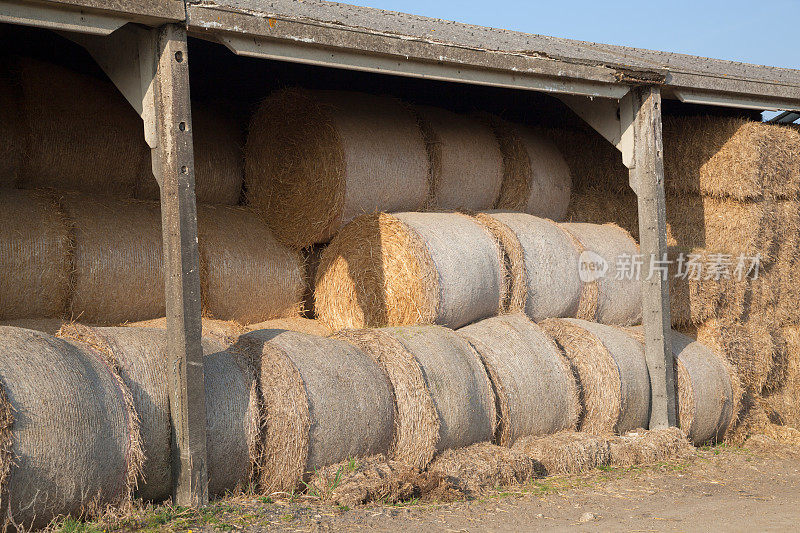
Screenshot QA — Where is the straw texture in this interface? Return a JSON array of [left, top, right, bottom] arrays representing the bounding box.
[[246, 317, 331, 337], [0, 64, 23, 187], [0, 190, 72, 320], [0, 327, 138, 529], [235, 330, 394, 494], [541, 318, 651, 434], [124, 317, 246, 345], [457, 314, 579, 446], [245, 88, 429, 247]]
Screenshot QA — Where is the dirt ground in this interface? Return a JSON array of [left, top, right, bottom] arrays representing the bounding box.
[[77, 437, 800, 533]]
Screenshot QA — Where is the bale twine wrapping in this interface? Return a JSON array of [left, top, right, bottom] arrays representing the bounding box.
[[136, 104, 244, 205], [14, 56, 148, 197], [489, 119, 572, 220], [233, 330, 394, 494], [63, 194, 164, 324], [333, 329, 439, 469], [197, 204, 304, 324], [413, 105, 503, 211], [482, 212, 583, 320], [382, 325, 496, 453], [245, 88, 429, 247], [560, 222, 642, 325], [0, 326, 142, 529], [540, 318, 651, 434], [58, 325, 257, 500], [0, 190, 72, 320], [457, 314, 579, 446], [315, 212, 504, 330]]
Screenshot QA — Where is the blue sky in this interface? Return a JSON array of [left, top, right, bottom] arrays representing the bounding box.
[[351, 0, 800, 70]]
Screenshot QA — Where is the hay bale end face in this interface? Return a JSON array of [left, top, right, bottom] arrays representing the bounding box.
[[0, 326, 139, 529], [245, 88, 429, 248], [235, 330, 395, 494], [315, 212, 504, 330], [457, 314, 579, 446], [540, 318, 651, 435]]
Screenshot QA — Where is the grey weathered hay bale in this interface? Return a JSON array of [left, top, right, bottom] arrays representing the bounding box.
[[197, 204, 304, 324], [560, 222, 642, 325], [0, 326, 142, 529], [457, 314, 579, 446], [333, 329, 439, 469], [136, 103, 244, 205], [382, 325, 496, 453], [427, 443, 541, 495], [413, 105, 503, 211], [245, 88, 429, 247], [14, 56, 148, 197], [482, 212, 583, 321], [489, 118, 572, 220], [0, 190, 72, 320], [0, 318, 70, 336], [663, 116, 800, 200], [512, 430, 611, 475], [58, 325, 257, 500], [469, 213, 527, 314], [63, 194, 165, 325], [315, 212, 504, 330], [607, 427, 693, 467], [233, 330, 394, 494], [247, 317, 331, 337], [540, 318, 650, 434]]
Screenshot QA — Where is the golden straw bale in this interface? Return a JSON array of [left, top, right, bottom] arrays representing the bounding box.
[[608, 427, 693, 467], [197, 204, 304, 324], [245, 88, 429, 247], [301, 244, 326, 317], [315, 212, 504, 330], [246, 317, 330, 337], [124, 317, 246, 345], [513, 430, 611, 475], [763, 326, 800, 429], [414, 106, 503, 211], [0, 190, 72, 320], [550, 127, 630, 196]]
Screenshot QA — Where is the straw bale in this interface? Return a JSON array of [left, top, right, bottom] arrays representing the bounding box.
[[136, 104, 244, 205], [383, 325, 496, 453], [301, 244, 326, 317], [414, 105, 503, 211], [662, 116, 800, 200], [470, 213, 526, 314], [197, 204, 304, 324], [457, 314, 579, 446], [234, 330, 394, 494], [763, 326, 800, 429], [315, 212, 503, 330], [540, 318, 650, 434], [560, 222, 642, 325], [62, 194, 164, 324], [549, 127, 630, 196], [124, 316, 246, 345], [0, 190, 71, 320], [14, 56, 147, 197], [0, 327, 139, 529], [668, 247, 724, 327], [427, 443, 541, 495], [333, 329, 439, 469], [490, 119, 572, 220], [247, 317, 330, 337], [245, 88, 429, 247], [512, 431, 611, 475], [482, 212, 582, 321], [0, 64, 23, 187], [58, 325, 258, 500], [0, 318, 70, 336], [607, 427, 693, 467]]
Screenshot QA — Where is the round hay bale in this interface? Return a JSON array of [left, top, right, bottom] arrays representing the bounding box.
[[333, 328, 440, 469], [512, 430, 611, 475], [301, 244, 326, 317], [0, 326, 141, 529], [58, 325, 258, 500], [124, 317, 246, 345], [245, 88, 429, 247], [0, 318, 70, 336], [489, 119, 572, 220], [540, 318, 651, 434], [413, 105, 503, 210], [482, 212, 583, 321], [0, 62, 23, 187], [469, 213, 526, 314], [246, 317, 331, 337], [63, 194, 164, 325], [382, 325, 496, 453], [457, 314, 579, 446], [137, 103, 244, 205], [560, 222, 642, 325], [14, 56, 147, 197], [315, 212, 504, 330], [234, 330, 394, 494], [0, 190, 72, 320], [197, 204, 304, 324]]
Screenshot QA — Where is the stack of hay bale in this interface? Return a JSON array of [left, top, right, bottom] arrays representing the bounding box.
[[557, 116, 800, 435]]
